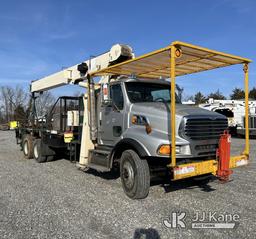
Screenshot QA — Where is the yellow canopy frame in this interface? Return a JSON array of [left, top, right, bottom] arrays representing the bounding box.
[[91, 41, 251, 168]]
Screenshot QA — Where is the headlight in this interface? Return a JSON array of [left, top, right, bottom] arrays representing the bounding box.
[[179, 145, 191, 155]]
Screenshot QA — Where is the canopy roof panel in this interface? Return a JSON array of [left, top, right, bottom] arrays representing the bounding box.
[[91, 41, 251, 78]]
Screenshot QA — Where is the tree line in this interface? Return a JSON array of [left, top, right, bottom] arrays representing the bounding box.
[[0, 85, 56, 124], [191, 87, 256, 105], [0, 85, 255, 124]]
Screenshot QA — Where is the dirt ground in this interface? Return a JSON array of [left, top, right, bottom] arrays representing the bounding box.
[[0, 131, 255, 239]]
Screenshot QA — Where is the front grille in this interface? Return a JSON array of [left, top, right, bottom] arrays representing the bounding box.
[[183, 117, 228, 140]]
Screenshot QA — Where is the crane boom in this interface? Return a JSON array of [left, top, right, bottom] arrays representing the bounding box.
[[30, 44, 134, 93]]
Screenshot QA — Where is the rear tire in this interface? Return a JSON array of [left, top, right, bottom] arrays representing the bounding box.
[[33, 139, 47, 163], [23, 135, 34, 159], [120, 150, 150, 199]]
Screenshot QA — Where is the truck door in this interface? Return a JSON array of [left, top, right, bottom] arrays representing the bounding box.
[[98, 83, 124, 146]]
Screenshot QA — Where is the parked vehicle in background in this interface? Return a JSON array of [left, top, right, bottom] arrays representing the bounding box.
[[9, 121, 18, 130], [0, 123, 9, 131], [200, 98, 256, 136]]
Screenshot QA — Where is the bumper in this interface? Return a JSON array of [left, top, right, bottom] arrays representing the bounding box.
[[171, 155, 249, 181]]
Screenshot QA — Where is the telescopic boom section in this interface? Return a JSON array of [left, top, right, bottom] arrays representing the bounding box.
[[30, 44, 134, 93]]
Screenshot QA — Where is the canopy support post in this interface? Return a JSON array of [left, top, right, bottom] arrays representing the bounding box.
[[243, 63, 250, 156], [170, 45, 176, 167]]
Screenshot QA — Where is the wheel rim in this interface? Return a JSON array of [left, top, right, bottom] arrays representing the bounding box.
[[24, 141, 28, 155], [34, 144, 38, 159], [122, 160, 135, 190]]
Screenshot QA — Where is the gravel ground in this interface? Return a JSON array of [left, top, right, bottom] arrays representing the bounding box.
[[0, 131, 255, 239]]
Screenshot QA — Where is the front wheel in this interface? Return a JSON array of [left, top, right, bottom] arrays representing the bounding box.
[[120, 150, 150, 199]]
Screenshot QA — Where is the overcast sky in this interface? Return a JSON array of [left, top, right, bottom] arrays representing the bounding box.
[[0, 0, 255, 97]]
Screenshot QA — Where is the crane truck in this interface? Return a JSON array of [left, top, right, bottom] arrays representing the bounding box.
[[15, 41, 251, 199]]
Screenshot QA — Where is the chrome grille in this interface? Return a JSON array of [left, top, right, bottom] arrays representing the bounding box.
[[183, 117, 228, 140]]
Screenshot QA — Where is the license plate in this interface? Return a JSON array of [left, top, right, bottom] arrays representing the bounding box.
[[174, 166, 195, 175]]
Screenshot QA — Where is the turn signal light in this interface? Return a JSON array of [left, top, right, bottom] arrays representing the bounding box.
[[158, 145, 171, 155]]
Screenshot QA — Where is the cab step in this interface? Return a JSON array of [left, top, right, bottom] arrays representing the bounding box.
[[88, 149, 111, 172], [87, 163, 110, 172]]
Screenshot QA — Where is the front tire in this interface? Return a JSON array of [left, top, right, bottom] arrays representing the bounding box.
[[120, 150, 150, 199], [33, 139, 47, 163]]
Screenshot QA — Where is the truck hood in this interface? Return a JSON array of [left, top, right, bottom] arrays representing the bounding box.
[[131, 102, 224, 117], [130, 102, 226, 134]]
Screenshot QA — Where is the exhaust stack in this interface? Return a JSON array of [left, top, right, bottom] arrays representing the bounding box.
[[88, 75, 97, 142]]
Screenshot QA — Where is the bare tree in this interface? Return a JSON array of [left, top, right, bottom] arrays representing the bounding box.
[[183, 94, 195, 102], [35, 91, 56, 117], [0, 85, 28, 123], [0, 85, 57, 124], [0, 86, 10, 122], [208, 89, 226, 100]]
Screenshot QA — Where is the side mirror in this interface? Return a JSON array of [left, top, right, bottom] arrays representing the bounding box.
[[101, 83, 112, 105]]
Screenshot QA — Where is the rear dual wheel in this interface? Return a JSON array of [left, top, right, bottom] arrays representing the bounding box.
[[22, 136, 47, 162], [33, 139, 47, 163], [22, 135, 34, 159]]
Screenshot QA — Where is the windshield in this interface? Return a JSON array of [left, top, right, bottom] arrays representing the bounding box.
[[125, 82, 181, 103]]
